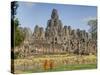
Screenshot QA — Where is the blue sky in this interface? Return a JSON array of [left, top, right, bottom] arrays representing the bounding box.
[[16, 2, 97, 32]]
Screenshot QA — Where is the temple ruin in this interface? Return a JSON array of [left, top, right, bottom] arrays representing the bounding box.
[[14, 9, 97, 57]]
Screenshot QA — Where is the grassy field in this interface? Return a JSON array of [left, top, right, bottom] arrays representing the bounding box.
[[13, 54, 97, 74], [14, 64, 97, 74]]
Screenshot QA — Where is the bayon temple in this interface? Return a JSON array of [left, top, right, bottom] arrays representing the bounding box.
[[14, 9, 97, 57]]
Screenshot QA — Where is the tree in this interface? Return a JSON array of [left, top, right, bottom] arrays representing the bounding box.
[[11, 2, 25, 59], [14, 18, 25, 46], [11, 1, 19, 20], [11, 1, 25, 48], [11, 1, 19, 48], [88, 19, 97, 40]]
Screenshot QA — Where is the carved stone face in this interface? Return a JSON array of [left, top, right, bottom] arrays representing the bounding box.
[[51, 9, 59, 20]]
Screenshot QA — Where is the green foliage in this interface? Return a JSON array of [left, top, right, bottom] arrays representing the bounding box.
[[11, 1, 25, 48], [11, 18, 25, 59], [15, 28, 25, 46], [11, 1, 19, 48], [14, 18, 20, 28], [88, 19, 97, 40], [14, 18, 25, 46], [88, 19, 97, 27], [11, 1, 25, 60]]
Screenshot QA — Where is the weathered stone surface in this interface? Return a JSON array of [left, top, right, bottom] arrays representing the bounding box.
[[51, 9, 59, 20], [14, 9, 97, 57], [23, 27, 32, 39]]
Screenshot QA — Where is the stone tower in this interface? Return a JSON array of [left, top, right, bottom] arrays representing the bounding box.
[[45, 9, 63, 44], [14, 8, 97, 57]]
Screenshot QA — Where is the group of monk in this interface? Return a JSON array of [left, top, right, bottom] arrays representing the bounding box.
[[43, 59, 54, 71]]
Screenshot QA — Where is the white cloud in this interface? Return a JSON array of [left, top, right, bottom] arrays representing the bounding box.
[[83, 16, 97, 22], [24, 2, 37, 7]]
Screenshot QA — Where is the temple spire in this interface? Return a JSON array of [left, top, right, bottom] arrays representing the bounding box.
[[51, 8, 59, 20]]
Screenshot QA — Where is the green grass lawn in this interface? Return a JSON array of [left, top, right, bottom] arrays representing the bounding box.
[[53, 64, 97, 71], [15, 64, 97, 74]]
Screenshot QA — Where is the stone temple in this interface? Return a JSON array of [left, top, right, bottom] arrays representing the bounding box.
[[14, 9, 97, 57]]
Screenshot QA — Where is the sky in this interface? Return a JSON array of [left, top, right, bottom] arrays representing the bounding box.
[[16, 2, 97, 32]]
